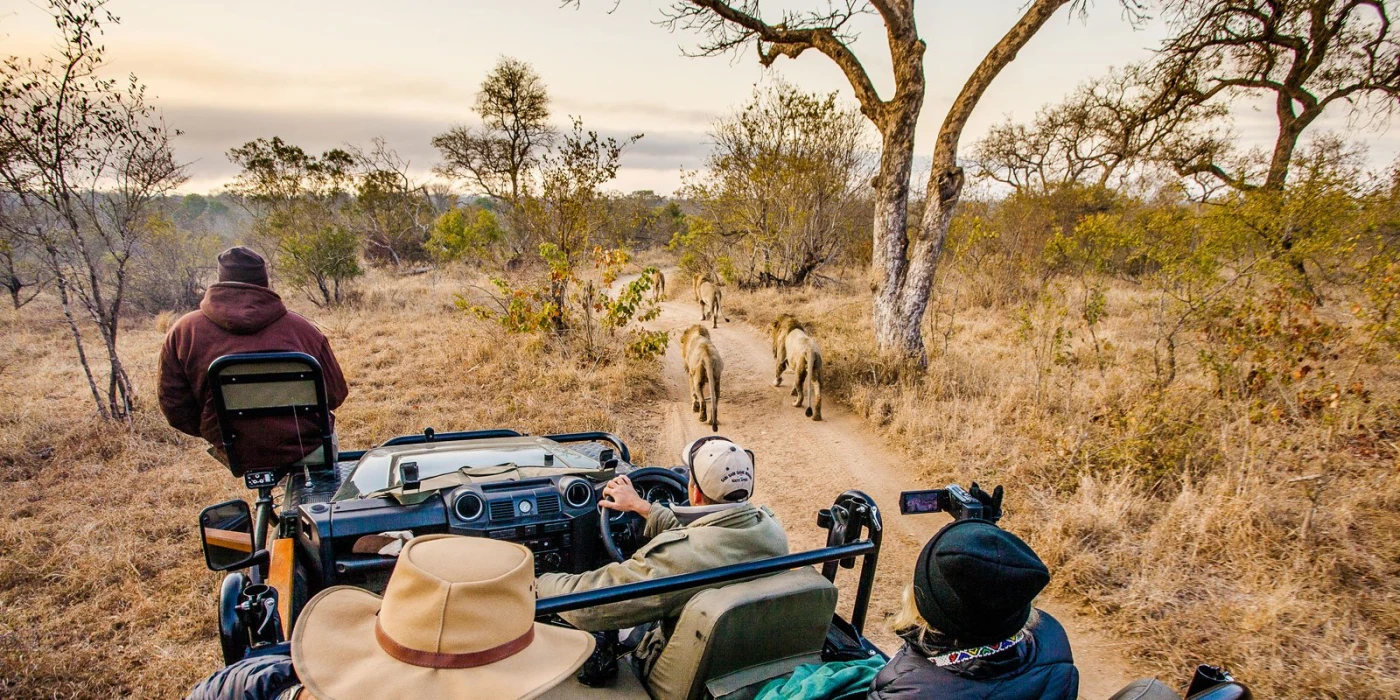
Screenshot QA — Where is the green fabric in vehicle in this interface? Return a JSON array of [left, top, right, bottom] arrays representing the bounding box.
[[755, 658, 886, 700]]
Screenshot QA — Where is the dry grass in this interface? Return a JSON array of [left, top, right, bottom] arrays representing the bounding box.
[[724, 272, 1400, 700], [0, 268, 664, 699]]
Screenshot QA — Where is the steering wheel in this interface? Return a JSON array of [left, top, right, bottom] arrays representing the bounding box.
[[598, 467, 689, 562]]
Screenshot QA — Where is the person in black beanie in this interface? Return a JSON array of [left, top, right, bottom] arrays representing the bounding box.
[[158, 246, 349, 472], [868, 518, 1078, 699]]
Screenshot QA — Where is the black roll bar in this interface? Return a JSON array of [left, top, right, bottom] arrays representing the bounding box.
[[544, 431, 632, 464], [538, 490, 884, 636], [379, 428, 525, 447], [536, 541, 875, 616], [337, 429, 631, 464], [818, 491, 882, 633]]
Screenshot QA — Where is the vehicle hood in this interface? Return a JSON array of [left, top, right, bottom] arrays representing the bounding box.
[[200, 282, 288, 334]]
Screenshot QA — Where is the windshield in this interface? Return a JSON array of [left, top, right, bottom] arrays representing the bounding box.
[[334, 437, 603, 500]]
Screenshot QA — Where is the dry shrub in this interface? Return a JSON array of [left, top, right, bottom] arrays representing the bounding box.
[[724, 273, 1400, 699], [0, 267, 664, 699]]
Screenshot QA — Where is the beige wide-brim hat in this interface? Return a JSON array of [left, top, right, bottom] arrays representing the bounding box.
[[292, 535, 593, 700]]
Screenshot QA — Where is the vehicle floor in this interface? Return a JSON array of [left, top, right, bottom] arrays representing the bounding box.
[[628, 271, 1138, 700]]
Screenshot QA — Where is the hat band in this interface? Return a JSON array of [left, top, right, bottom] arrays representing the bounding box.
[[375, 620, 535, 669]]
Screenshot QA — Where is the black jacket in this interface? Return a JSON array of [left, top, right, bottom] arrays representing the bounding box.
[[868, 611, 1078, 700], [185, 647, 298, 700]]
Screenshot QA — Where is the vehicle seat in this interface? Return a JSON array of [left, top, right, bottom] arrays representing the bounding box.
[[1110, 679, 1182, 700], [1108, 677, 1253, 700], [644, 567, 839, 700], [209, 352, 335, 477]]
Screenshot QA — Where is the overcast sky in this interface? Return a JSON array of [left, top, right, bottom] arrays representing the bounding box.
[[3, 0, 1397, 194]]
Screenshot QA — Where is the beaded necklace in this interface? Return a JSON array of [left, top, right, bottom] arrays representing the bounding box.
[[928, 629, 1027, 668]]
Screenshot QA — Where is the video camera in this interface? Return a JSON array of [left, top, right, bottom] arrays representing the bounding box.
[[899, 483, 1003, 523]]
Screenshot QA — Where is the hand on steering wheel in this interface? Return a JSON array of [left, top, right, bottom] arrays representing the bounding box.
[[600, 475, 652, 518], [598, 468, 689, 563]]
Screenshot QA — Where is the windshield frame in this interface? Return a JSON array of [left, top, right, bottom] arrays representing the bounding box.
[[332, 436, 604, 501]]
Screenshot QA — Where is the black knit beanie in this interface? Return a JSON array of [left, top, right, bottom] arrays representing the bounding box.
[[913, 519, 1050, 646], [217, 246, 269, 287]]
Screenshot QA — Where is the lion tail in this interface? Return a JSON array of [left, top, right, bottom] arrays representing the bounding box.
[[707, 352, 720, 432], [806, 345, 822, 420]]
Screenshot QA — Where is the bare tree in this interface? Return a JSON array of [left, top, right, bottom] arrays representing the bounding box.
[[350, 137, 438, 267], [575, 0, 1142, 360], [974, 66, 1220, 193], [0, 0, 187, 420], [0, 195, 49, 309], [1151, 0, 1400, 193], [433, 57, 555, 207]]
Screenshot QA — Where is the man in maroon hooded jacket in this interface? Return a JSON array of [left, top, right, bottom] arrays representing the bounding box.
[[158, 247, 349, 472]]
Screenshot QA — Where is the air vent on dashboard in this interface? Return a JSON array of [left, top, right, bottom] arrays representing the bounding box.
[[454, 492, 484, 521], [536, 494, 560, 516], [563, 480, 592, 509], [489, 499, 515, 521]]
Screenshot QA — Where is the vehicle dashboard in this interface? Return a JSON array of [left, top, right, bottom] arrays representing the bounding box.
[[286, 433, 688, 593]]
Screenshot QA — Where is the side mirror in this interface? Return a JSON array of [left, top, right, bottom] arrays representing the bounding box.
[[199, 499, 261, 571]]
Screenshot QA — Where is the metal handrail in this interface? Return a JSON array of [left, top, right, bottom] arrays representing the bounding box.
[[535, 541, 875, 616]]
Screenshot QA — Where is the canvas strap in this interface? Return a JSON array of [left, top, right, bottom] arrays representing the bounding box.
[[928, 629, 1027, 668], [375, 620, 534, 669]]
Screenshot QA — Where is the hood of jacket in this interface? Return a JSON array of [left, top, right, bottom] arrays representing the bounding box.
[[683, 501, 771, 530], [201, 282, 288, 334]]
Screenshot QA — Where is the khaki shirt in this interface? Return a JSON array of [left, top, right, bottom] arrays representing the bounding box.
[[536, 502, 789, 631]]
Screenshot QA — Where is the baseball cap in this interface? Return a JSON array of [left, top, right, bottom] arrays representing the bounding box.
[[680, 436, 754, 503]]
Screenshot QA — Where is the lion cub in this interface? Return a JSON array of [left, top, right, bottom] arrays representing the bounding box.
[[681, 324, 723, 431], [694, 275, 723, 329], [770, 314, 823, 421]]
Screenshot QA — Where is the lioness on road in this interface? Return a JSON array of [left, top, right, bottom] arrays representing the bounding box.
[[694, 275, 723, 329], [648, 268, 666, 302], [770, 314, 823, 421], [681, 324, 722, 431]]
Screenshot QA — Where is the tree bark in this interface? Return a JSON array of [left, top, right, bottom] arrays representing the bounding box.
[[869, 119, 921, 356], [872, 0, 1072, 361], [50, 258, 107, 419]]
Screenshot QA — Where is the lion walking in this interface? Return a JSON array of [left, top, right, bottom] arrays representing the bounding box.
[[695, 277, 722, 329], [647, 269, 666, 302], [681, 324, 722, 431], [770, 314, 823, 421]]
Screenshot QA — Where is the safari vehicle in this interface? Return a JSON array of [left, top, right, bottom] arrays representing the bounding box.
[[196, 352, 1252, 700]]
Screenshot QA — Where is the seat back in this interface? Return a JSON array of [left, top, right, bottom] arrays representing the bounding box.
[[645, 568, 838, 700], [209, 352, 333, 477]]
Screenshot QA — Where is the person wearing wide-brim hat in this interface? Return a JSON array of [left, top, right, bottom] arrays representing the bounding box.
[[186, 535, 594, 700]]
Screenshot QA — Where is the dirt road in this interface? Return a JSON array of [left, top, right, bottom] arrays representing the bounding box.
[[632, 273, 1138, 699]]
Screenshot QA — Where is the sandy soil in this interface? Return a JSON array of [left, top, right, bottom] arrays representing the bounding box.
[[630, 273, 1139, 699]]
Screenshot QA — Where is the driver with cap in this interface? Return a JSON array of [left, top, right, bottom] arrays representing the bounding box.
[[536, 435, 789, 685]]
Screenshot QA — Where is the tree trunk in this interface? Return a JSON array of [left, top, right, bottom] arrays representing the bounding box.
[[1267, 108, 1320, 299], [868, 0, 1070, 362], [6, 276, 22, 309], [1264, 107, 1305, 192], [52, 264, 107, 419], [869, 111, 921, 358]]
